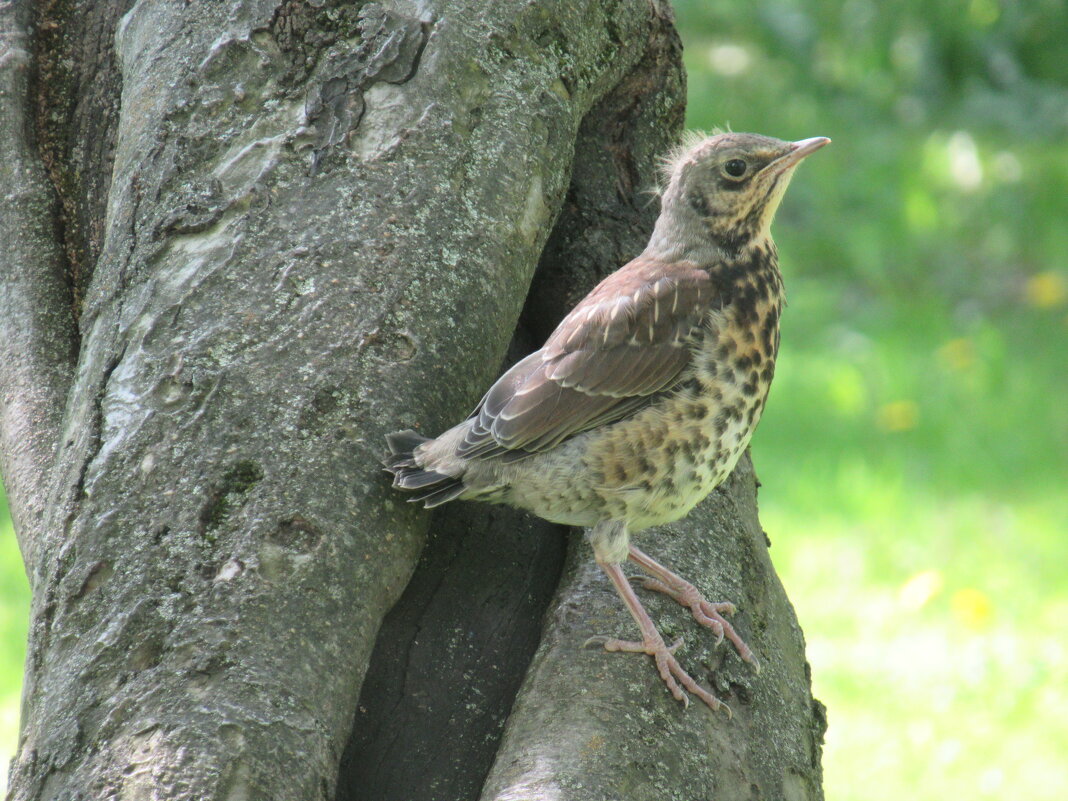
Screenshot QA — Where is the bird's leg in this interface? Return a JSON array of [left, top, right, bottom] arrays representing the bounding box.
[[587, 521, 728, 712], [628, 545, 759, 670], [592, 560, 729, 715]]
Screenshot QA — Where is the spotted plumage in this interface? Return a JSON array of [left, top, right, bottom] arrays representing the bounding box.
[[385, 131, 829, 712]]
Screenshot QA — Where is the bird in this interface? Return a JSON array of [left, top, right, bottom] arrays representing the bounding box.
[[384, 131, 829, 712]]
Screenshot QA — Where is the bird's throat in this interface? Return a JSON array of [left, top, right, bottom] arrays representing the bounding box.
[[703, 236, 784, 312]]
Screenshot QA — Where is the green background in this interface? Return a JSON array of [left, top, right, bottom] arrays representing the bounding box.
[[2, 0, 1067, 796]]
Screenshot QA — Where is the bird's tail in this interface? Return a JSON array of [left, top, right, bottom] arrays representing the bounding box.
[[383, 429, 466, 508]]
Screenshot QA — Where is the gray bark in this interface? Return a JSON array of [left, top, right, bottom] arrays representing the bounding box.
[[0, 1, 824, 799], [0, 0, 77, 570]]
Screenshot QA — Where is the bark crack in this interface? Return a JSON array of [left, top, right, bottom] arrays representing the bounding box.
[[29, 0, 82, 329], [72, 344, 127, 504], [27, 0, 133, 328]]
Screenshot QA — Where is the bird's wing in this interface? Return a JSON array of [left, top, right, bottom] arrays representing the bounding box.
[[458, 257, 716, 458]]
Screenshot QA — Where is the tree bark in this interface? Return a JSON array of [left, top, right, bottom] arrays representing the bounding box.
[[0, 1, 824, 799]]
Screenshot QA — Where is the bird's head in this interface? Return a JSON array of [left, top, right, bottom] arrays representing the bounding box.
[[656, 132, 830, 257]]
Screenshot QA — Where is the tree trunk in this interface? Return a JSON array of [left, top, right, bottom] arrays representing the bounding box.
[[0, 1, 824, 799]]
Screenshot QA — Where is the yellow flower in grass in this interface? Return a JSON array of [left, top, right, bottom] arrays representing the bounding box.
[[951, 587, 994, 629], [877, 400, 919, 432], [1025, 271, 1067, 309]]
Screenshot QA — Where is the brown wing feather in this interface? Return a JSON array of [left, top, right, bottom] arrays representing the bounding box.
[[458, 257, 716, 459]]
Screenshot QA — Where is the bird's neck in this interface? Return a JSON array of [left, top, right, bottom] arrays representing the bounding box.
[[648, 203, 785, 311], [644, 204, 724, 264], [646, 207, 780, 281], [644, 192, 774, 267]]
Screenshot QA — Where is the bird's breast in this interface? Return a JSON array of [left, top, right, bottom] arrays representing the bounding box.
[[579, 284, 783, 530]]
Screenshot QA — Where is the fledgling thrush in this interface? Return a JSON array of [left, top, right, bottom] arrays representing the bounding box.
[[385, 132, 829, 712]]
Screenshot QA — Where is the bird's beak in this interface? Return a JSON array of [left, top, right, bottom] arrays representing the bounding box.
[[768, 136, 831, 174]]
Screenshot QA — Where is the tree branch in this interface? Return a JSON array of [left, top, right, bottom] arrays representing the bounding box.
[[0, 0, 77, 567]]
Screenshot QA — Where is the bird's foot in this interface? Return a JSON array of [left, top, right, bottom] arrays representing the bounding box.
[[596, 561, 730, 713], [584, 633, 730, 716], [627, 574, 738, 644], [628, 546, 760, 672]]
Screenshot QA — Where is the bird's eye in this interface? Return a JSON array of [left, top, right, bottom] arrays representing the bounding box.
[[724, 159, 747, 178]]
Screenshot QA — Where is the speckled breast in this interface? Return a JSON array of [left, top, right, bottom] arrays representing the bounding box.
[[584, 275, 783, 531]]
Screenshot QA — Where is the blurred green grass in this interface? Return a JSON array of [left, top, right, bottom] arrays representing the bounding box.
[[0, 495, 27, 793], [675, 0, 1068, 798], [2, 1, 1067, 796]]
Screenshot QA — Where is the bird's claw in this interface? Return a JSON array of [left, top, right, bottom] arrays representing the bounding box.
[[595, 632, 728, 714], [631, 568, 759, 668]]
